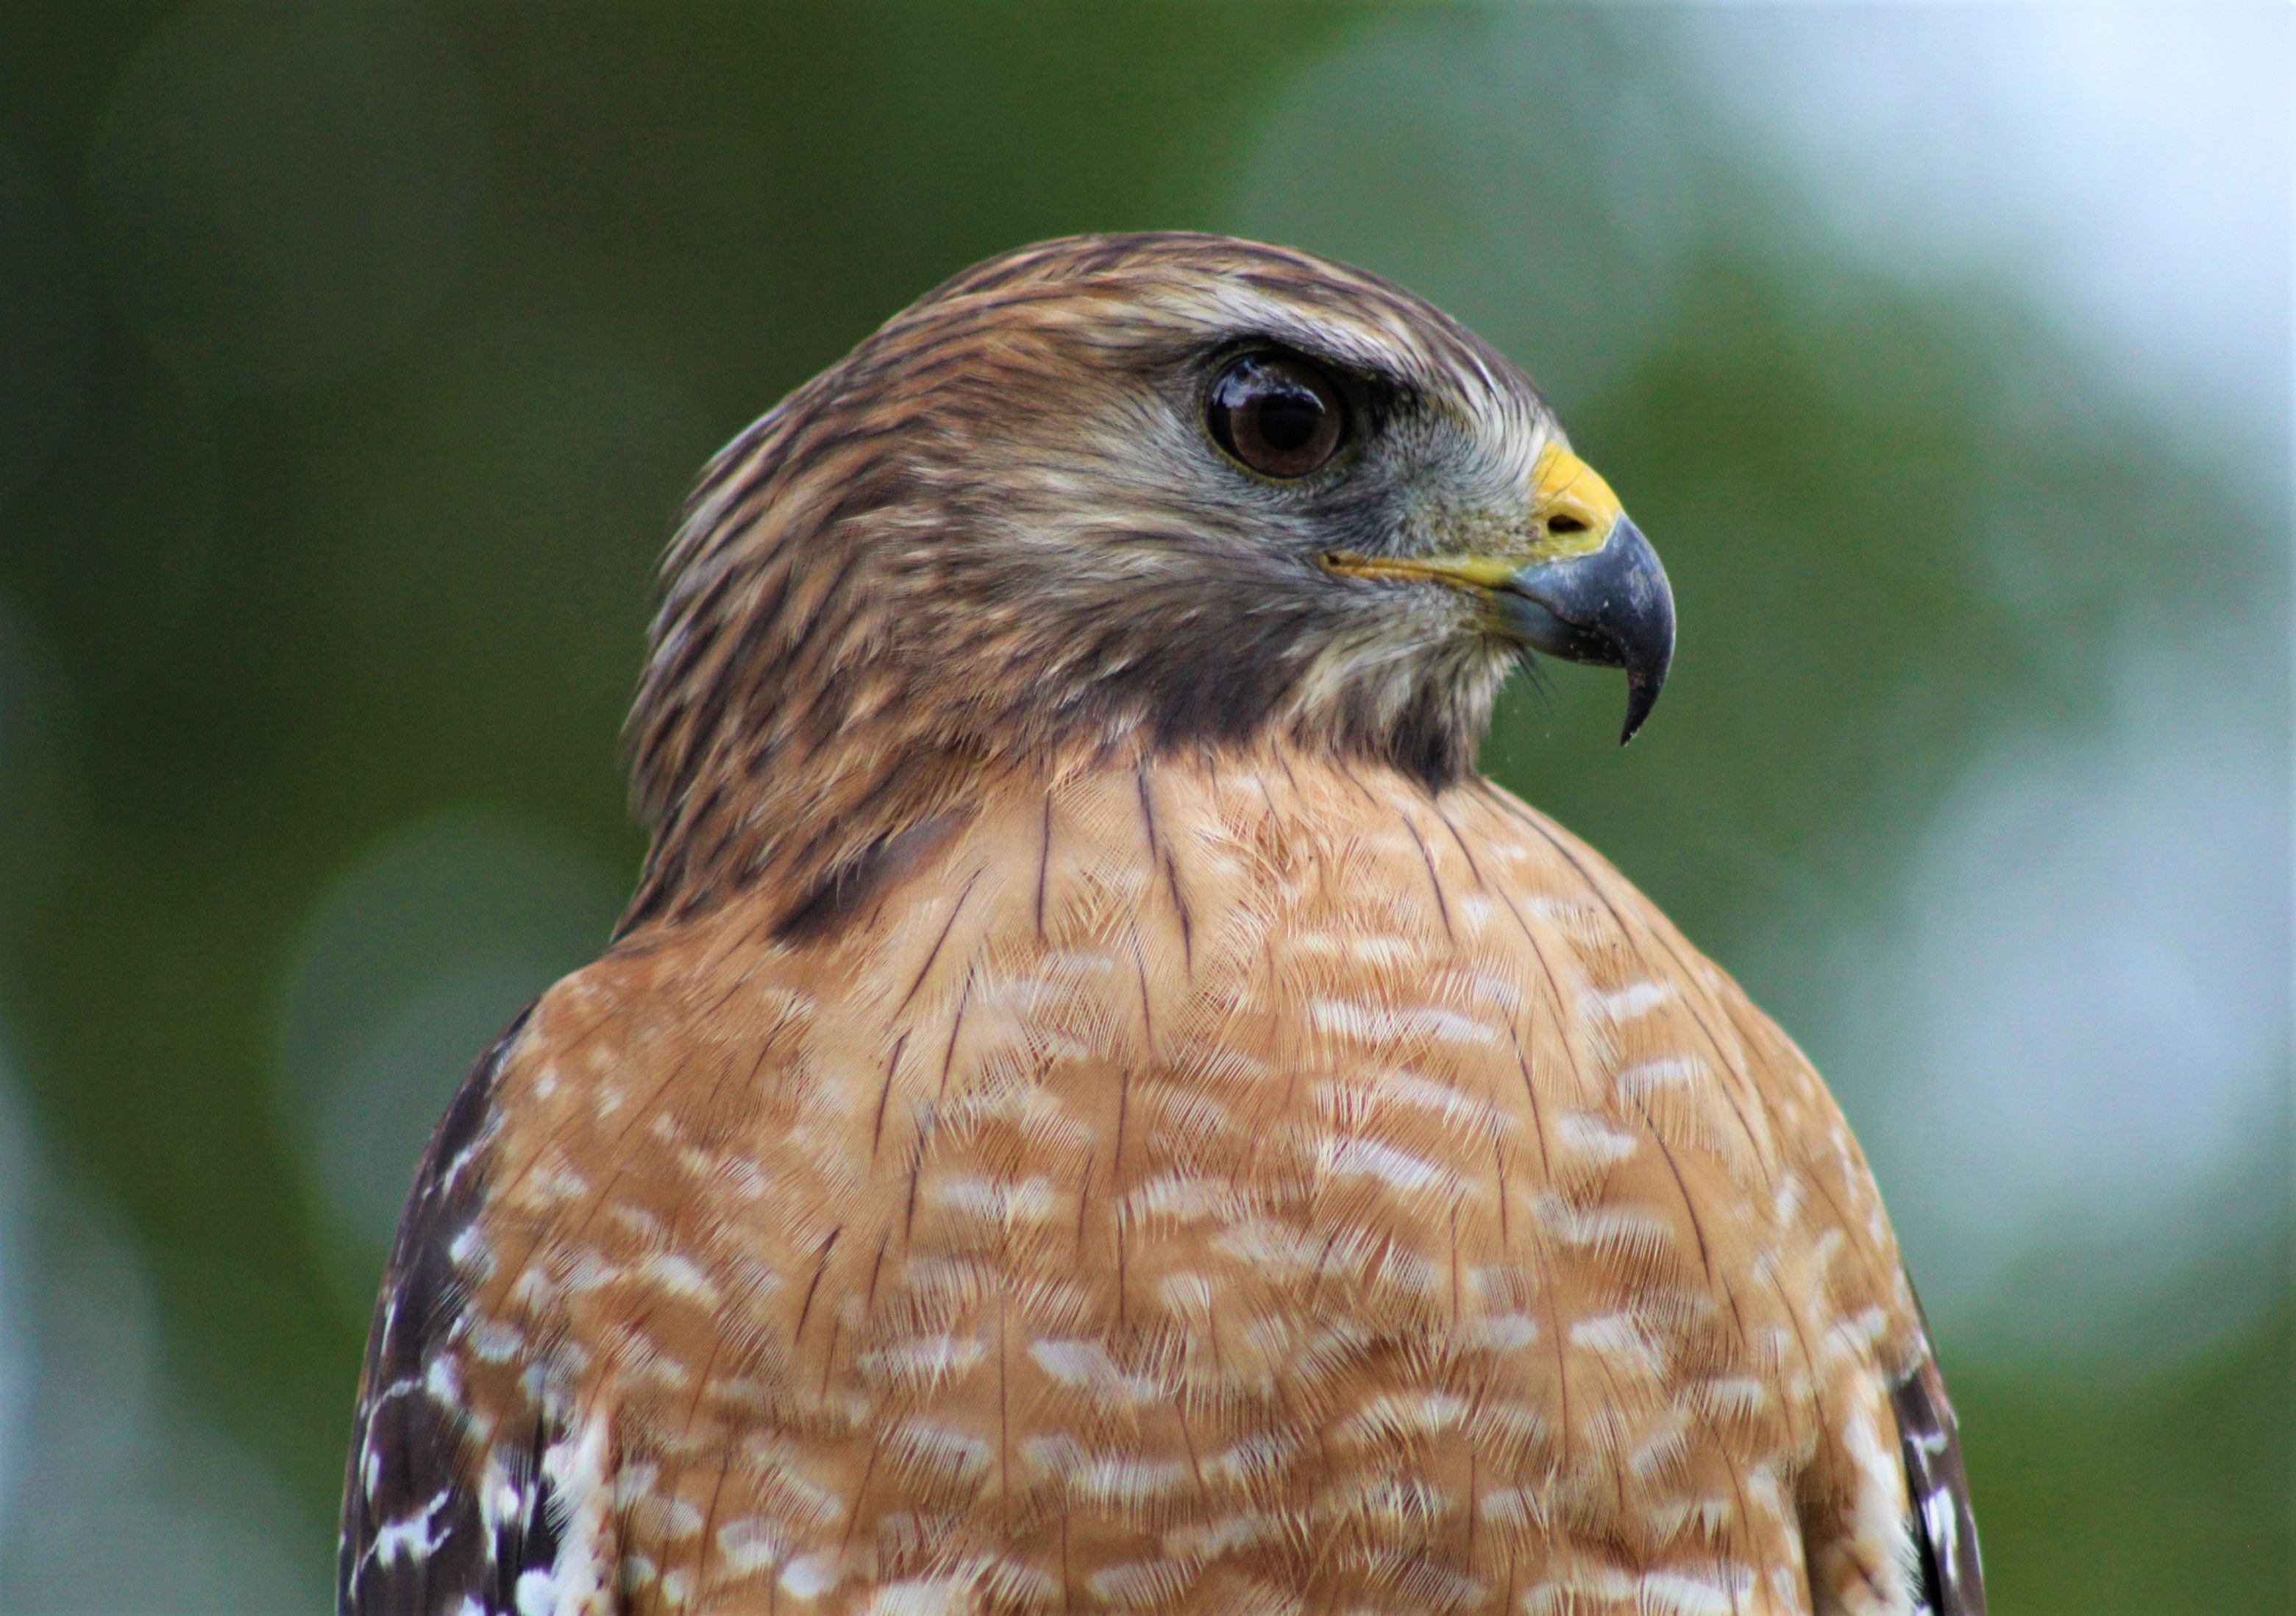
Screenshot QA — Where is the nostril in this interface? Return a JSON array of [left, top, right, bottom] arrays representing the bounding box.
[[1548, 514, 1589, 536]]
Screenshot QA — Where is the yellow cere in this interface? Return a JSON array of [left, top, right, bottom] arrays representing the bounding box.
[[1528, 442, 1624, 561]]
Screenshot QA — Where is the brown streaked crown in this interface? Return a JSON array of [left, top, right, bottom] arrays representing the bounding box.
[[622, 233, 1562, 932]]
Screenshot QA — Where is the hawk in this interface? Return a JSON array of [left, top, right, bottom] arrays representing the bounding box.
[[341, 233, 1982, 1616]]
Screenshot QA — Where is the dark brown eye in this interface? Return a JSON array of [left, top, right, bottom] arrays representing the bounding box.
[[1206, 353, 1346, 478]]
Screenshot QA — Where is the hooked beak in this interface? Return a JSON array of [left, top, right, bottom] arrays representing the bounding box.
[[1499, 516, 1674, 745], [1321, 444, 1676, 744]]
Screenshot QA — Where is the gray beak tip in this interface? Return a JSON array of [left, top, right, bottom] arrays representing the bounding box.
[[1618, 668, 1664, 746]]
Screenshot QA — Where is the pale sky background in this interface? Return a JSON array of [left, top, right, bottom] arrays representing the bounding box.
[[1680, 1, 2289, 1355]]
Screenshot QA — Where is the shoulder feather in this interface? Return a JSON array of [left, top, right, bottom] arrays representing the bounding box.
[[1894, 1336, 1987, 1616], [339, 1010, 580, 1616]]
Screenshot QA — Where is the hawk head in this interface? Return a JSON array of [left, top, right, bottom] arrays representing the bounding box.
[[625, 233, 1672, 926]]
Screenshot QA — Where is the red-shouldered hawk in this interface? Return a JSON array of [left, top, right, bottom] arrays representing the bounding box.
[[340, 233, 1982, 1616]]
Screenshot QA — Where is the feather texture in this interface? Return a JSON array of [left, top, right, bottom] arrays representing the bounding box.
[[346, 756, 1968, 1615]]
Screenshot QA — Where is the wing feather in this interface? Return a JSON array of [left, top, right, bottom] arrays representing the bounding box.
[[339, 1009, 575, 1616], [1892, 1342, 1987, 1616]]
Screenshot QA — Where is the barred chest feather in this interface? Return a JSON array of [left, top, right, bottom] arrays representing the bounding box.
[[341, 755, 1950, 1616]]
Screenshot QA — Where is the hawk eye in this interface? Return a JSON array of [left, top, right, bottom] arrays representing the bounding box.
[[1206, 353, 1346, 478]]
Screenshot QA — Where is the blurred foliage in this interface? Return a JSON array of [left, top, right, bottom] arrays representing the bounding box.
[[0, 4, 2285, 1611], [1955, 1299, 2292, 1616]]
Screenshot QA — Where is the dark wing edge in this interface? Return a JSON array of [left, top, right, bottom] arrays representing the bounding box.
[[1891, 1341, 1987, 1616], [338, 1007, 570, 1616]]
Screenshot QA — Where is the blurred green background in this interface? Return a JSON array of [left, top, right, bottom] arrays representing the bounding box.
[[0, 4, 2286, 1612]]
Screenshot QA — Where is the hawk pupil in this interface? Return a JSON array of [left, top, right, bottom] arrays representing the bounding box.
[[1208, 353, 1344, 478], [1258, 390, 1318, 450]]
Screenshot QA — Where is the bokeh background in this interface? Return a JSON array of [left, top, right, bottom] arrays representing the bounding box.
[[0, 3, 2286, 1611]]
